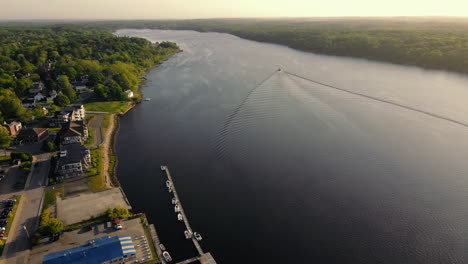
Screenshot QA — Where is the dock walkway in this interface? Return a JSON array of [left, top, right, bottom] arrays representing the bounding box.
[[161, 166, 217, 264]]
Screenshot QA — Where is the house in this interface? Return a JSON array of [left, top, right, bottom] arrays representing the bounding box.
[[15, 128, 49, 144], [59, 121, 88, 145], [55, 143, 91, 178], [49, 111, 70, 127], [4, 121, 22, 136], [34, 92, 46, 102], [28, 81, 45, 94], [46, 90, 58, 101], [43, 235, 136, 264], [73, 81, 87, 92], [22, 98, 36, 108], [49, 104, 85, 127], [63, 104, 86, 121], [125, 90, 134, 98]]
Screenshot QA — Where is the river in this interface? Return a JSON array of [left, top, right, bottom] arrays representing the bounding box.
[[115, 29, 468, 263]]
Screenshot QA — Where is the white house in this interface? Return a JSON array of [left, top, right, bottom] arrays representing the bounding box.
[[125, 90, 134, 98]]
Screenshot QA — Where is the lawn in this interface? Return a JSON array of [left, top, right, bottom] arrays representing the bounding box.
[[87, 146, 108, 192], [43, 188, 65, 212], [84, 101, 130, 113]]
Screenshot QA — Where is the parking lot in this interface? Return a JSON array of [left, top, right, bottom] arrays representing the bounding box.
[[56, 188, 131, 225], [28, 218, 154, 264]]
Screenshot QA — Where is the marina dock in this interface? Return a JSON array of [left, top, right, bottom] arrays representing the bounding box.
[[161, 165, 217, 264]]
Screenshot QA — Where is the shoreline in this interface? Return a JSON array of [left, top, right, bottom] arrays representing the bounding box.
[[102, 51, 180, 191]]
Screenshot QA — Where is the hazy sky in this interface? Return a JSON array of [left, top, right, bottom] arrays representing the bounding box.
[[1, 0, 467, 20]]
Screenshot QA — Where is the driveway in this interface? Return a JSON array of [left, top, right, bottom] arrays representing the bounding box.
[[87, 114, 104, 146]]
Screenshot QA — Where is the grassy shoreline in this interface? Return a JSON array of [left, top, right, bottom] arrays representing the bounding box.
[[87, 48, 181, 192]]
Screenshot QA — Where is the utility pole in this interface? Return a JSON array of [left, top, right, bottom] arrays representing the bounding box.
[[23, 225, 30, 240]]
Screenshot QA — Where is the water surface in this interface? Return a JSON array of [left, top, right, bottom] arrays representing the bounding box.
[[116, 29, 468, 263]]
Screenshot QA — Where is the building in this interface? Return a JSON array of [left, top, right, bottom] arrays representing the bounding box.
[[4, 121, 22, 136], [50, 110, 70, 127], [43, 235, 136, 264], [34, 92, 46, 102], [73, 81, 87, 92], [125, 90, 134, 98], [22, 98, 36, 108], [47, 90, 58, 101], [50, 104, 86, 127], [15, 128, 49, 144], [59, 121, 88, 145], [55, 143, 91, 178], [28, 81, 45, 94], [63, 104, 86, 121]]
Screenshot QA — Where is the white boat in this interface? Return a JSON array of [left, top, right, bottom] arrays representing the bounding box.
[[162, 251, 172, 262], [174, 205, 180, 213], [171, 197, 177, 204], [159, 243, 166, 251], [166, 180, 171, 188], [177, 213, 183, 221], [184, 230, 192, 239], [160, 166, 165, 171], [194, 232, 202, 241], [144, 98, 151, 101], [168, 186, 172, 193]]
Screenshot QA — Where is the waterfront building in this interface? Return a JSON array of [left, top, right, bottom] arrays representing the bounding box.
[[43, 235, 136, 264]]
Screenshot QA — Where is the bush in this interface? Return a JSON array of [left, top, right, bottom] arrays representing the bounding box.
[[105, 207, 129, 220], [42, 141, 57, 152], [10, 152, 32, 162]]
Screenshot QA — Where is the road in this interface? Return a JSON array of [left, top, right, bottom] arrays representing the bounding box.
[[0, 152, 53, 264], [87, 114, 104, 146]]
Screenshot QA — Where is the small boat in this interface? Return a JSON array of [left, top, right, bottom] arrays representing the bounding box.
[[194, 232, 202, 241], [166, 180, 171, 188], [160, 165, 165, 171], [171, 197, 177, 204], [177, 213, 183, 221], [184, 230, 192, 239], [174, 205, 180, 213], [162, 251, 172, 262], [159, 243, 166, 251], [144, 98, 151, 101], [168, 186, 172, 193]]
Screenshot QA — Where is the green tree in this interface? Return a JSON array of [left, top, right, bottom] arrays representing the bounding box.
[[105, 207, 129, 220], [42, 218, 64, 235], [62, 87, 77, 102], [0, 127, 12, 149], [57, 75, 70, 90], [53, 94, 70, 107]]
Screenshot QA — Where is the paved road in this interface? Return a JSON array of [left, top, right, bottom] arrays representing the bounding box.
[[88, 114, 104, 146], [0, 152, 53, 264]]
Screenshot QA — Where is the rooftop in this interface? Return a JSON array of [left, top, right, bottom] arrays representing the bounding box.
[[58, 143, 89, 165], [43, 235, 136, 264]]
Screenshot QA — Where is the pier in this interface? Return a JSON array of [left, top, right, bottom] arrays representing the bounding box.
[[161, 165, 217, 264]]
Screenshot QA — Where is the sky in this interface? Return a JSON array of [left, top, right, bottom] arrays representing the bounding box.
[[1, 0, 468, 20]]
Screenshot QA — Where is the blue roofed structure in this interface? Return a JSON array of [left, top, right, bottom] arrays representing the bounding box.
[[43, 235, 136, 264]]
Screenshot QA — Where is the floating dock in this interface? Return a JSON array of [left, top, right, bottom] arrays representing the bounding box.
[[161, 165, 217, 264]]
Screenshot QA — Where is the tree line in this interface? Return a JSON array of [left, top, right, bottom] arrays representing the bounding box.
[[0, 25, 180, 123], [88, 18, 468, 75]]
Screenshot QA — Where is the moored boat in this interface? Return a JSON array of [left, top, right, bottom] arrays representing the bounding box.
[[166, 180, 171, 188], [194, 232, 202, 241], [159, 243, 166, 251], [172, 197, 177, 204], [177, 213, 183, 221], [184, 230, 192, 239], [162, 251, 172, 262], [175, 205, 180, 213]]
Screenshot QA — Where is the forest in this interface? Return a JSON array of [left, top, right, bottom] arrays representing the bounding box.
[[0, 24, 179, 124], [89, 18, 468, 75]]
